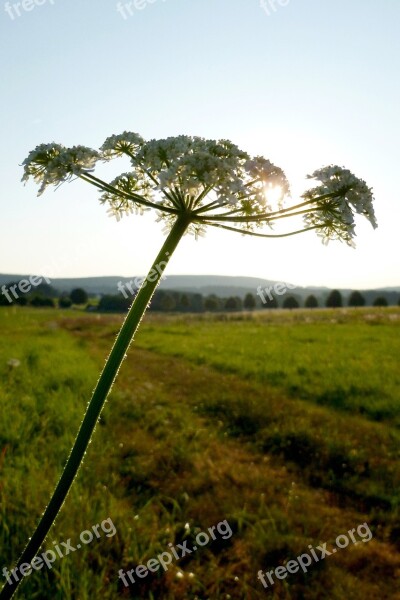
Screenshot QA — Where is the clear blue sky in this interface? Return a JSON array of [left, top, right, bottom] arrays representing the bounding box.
[[1, 0, 399, 288]]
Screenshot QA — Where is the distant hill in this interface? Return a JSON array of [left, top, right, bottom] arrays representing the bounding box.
[[0, 274, 399, 304], [0, 273, 322, 297]]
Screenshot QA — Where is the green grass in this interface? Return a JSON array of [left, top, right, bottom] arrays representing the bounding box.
[[1, 306, 400, 599], [133, 308, 400, 424]]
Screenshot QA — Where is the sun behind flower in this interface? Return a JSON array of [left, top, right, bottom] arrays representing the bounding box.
[[22, 132, 377, 245]]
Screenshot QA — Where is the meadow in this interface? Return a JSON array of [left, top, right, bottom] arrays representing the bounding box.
[[0, 306, 399, 599]]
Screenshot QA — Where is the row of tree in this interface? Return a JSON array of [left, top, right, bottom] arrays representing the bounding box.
[[0, 284, 89, 307], [1, 282, 397, 311], [258, 290, 392, 309], [97, 289, 396, 312]]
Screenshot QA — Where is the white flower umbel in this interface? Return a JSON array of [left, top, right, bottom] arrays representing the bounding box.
[[22, 133, 377, 244], [22, 144, 100, 196], [302, 165, 377, 246]]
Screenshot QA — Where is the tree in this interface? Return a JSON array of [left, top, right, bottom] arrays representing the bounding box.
[[204, 295, 219, 311], [59, 296, 72, 308], [283, 296, 299, 309], [326, 290, 342, 308], [70, 288, 88, 305], [179, 293, 191, 311], [15, 296, 28, 306], [225, 296, 241, 311], [0, 281, 21, 305], [262, 294, 278, 309], [30, 296, 55, 307], [244, 293, 256, 310], [305, 294, 318, 308], [98, 294, 130, 312], [161, 293, 176, 311], [373, 296, 388, 307], [348, 291, 365, 307], [0, 294, 9, 306], [34, 282, 58, 298], [191, 293, 204, 313]]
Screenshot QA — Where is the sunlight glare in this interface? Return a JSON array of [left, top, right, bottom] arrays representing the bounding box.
[[264, 183, 283, 206]]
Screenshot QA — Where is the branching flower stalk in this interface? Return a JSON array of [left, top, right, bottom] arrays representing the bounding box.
[[0, 133, 377, 598]]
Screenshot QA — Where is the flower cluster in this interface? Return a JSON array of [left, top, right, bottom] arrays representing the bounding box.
[[135, 136, 250, 202], [302, 166, 377, 246], [22, 133, 377, 245], [244, 157, 289, 197], [101, 132, 144, 159], [22, 143, 100, 195], [99, 173, 153, 221], [98, 134, 291, 224]]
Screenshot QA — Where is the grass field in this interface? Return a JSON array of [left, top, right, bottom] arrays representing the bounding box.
[[0, 306, 400, 599]]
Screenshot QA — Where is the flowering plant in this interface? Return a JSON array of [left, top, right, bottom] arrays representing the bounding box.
[[22, 133, 376, 244], [1, 132, 377, 598]]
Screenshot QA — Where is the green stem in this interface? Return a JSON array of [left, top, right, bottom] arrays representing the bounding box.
[[0, 215, 190, 600], [204, 221, 323, 238], [78, 173, 179, 215], [198, 189, 352, 222]]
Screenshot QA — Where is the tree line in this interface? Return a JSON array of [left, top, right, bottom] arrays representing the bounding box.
[[0, 283, 88, 307], [98, 288, 399, 312], [1, 282, 398, 311]]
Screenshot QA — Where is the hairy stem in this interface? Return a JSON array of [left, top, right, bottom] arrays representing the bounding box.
[[0, 215, 190, 599]]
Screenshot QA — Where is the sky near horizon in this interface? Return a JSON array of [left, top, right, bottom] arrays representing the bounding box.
[[0, 0, 399, 289]]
